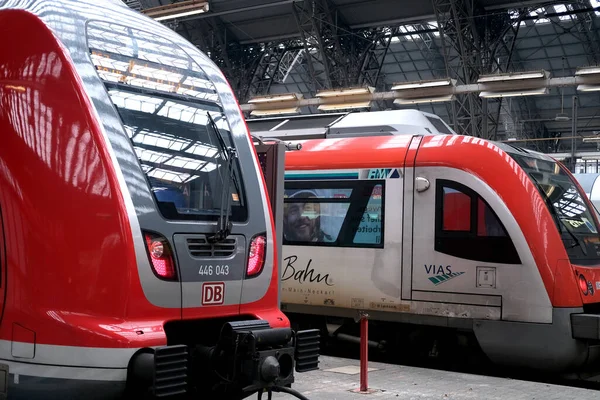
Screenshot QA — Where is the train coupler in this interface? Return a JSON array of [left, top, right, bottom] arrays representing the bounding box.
[[190, 319, 294, 396], [191, 320, 320, 398]]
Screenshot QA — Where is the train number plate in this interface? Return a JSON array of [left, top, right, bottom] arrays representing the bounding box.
[[202, 282, 225, 305]]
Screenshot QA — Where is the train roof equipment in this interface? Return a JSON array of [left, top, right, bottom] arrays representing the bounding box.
[[246, 109, 457, 141]]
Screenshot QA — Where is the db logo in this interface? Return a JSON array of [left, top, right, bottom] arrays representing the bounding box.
[[202, 282, 225, 305]]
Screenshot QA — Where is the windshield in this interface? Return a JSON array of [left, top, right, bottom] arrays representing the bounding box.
[[86, 21, 246, 222], [510, 153, 600, 266]]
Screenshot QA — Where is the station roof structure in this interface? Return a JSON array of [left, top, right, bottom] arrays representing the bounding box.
[[123, 0, 600, 157]]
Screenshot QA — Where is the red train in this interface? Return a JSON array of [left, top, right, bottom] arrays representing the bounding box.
[[278, 133, 600, 377], [0, 0, 318, 398]]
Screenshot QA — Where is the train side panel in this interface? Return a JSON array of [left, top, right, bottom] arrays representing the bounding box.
[[280, 167, 520, 322], [0, 8, 156, 394], [282, 134, 600, 373], [409, 166, 552, 323], [282, 171, 403, 314]]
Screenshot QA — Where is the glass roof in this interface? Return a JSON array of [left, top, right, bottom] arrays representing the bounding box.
[[87, 20, 228, 184]]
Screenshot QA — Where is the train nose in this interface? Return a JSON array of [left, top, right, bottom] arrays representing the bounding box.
[[572, 265, 600, 304]]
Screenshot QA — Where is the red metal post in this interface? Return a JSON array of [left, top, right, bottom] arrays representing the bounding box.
[[360, 313, 368, 392]]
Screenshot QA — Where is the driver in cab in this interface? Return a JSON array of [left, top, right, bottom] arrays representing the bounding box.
[[283, 190, 332, 242]]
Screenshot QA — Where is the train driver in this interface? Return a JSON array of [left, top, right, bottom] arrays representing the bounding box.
[[283, 190, 333, 243]]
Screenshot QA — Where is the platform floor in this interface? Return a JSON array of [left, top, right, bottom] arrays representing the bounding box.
[[276, 356, 597, 399]]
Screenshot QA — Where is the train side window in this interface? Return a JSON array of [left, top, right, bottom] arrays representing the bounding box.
[[283, 180, 385, 248], [442, 187, 471, 231], [353, 184, 383, 245], [477, 198, 507, 237], [435, 179, 521, 264]]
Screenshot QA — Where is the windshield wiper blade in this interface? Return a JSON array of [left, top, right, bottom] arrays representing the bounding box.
[[560, 219, 588, 255], [206, 112, 238, 243], [529, 176, 587, 255]]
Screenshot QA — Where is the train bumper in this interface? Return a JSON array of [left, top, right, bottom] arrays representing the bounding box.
[[128, 320, 320, 398], [571, 313, 600, 340]]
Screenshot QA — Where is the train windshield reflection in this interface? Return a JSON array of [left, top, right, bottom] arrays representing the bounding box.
[[86, 20, 247, 222], [510, 153, 600, 265]]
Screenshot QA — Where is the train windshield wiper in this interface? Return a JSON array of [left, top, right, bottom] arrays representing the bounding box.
[[529, 176, 587, 255], [206, 111, 239, 243], [559, 218, 588, 255]]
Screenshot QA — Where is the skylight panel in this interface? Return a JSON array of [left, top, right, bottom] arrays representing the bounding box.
[[592, 0, 600, 16], [132, 130, 191, 151], [147, 168, 190, 183], [108, 90, 164, 113]]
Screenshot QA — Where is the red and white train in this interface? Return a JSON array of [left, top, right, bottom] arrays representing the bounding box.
[[0, 0, 318, 399], [278, 133, 600, 375]]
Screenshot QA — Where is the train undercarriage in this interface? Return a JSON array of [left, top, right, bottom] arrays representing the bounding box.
[[127, 318, 320, 399], [286, 311, 600, 385]]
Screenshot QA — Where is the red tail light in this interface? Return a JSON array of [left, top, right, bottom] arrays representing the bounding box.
[[144, 232, 177, 281], [579, 274, 588, 296], [247, 234, 266, 278]]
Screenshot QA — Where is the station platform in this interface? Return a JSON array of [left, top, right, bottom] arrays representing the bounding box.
[[278, 356, 597, 399]]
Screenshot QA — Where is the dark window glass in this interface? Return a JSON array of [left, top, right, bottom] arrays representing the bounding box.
[[283, 180, 384, 248], [442, 187, 471, 231], [435, 180, 520, 264], [509, 153, 600, 266], [426, 116, 453, 135]]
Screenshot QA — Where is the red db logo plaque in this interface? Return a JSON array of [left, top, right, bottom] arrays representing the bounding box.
[[202, 282, 224, 305]]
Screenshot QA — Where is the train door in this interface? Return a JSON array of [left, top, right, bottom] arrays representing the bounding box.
[[408, 164, 522, 321], [401, 136, 422, 300]]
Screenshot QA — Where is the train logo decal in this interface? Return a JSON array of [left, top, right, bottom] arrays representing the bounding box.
[[428, 271, 465, 285], [202, 282, 225, 305], [425, 264, 464, 286], [366, 168, 402, 179]]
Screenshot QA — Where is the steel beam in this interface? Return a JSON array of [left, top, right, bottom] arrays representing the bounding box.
[[243, 41, 307, 101], [122, 0, 143, 10], [240, 73, 600, 110], [292, 0, 333, 91], [359, 28, 395, 90], [176, 18, 264, 101], [431, 0, 526, 139], [570, 2, 600, 65], [292, 0, 376, 92], [432, 0, 486, 137], [137, 0, 161, 9], [409, 22, 457, 130]]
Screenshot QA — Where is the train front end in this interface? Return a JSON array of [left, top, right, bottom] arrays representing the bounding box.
[[518, 153, 600, 363], [0, 1, 318, 399], [477, 145, 600, 376]]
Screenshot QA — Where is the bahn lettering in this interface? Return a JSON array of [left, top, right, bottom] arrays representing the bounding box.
[[282, 256, 334, 286]]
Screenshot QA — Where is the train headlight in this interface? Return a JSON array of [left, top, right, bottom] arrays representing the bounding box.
[[579, 274, 589, 296], [247, 233, 266, 277], [150, 241, 164, 258], [143, 231, 177, 281]]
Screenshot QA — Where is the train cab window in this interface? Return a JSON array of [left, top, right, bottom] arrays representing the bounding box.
[[435, 180, 520, 264], [283, 180, 384, 248], [354, 184, 383, 245], [442, 187, 471, 231], [477, 198, 507, 237], [86, 21, 247, 223]]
